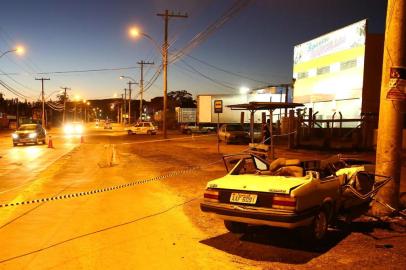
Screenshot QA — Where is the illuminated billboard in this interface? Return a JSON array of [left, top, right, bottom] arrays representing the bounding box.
[[293, 19, 367, 105]]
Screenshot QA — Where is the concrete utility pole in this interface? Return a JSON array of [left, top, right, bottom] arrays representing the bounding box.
[[372, 0, 406, 216], [157, 10, 188, 139], [61, 87, 70, 124], [121, 93, 124, 124], [124, 88, 127, 124], [138, 60, 154, 121], [36, 78, 50, 127], [127, 81, 138, 125]]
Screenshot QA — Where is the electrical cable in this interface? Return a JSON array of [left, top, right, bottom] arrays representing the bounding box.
[[169, 0, 253, 64]]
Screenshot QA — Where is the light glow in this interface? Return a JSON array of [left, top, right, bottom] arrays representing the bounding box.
[[15, 45, 25, 55], [129, 27, 140, 38]]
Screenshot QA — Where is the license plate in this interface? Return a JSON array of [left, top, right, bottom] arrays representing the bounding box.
[[230, 193, 257, 204]]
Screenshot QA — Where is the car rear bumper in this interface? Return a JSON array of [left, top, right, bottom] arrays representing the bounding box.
[[200, 201, 317, 229]]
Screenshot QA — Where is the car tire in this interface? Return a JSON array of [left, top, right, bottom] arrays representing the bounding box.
[[147, 131, 152, 135], [13, 143, 17, 147], [186, 129, 192, 135], [302, 208, 329, 242], [42, 139, 46, 144], [224, 220, 248, 233], [127, 130, 133, 135], [35, 138, 39, 145]]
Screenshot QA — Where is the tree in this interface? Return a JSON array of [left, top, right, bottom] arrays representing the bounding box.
[[167, 90, 195, 110]]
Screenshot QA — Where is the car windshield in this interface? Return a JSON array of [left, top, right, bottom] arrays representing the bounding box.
[[18, 124, 37, 131], [227, 125, 244, 131]]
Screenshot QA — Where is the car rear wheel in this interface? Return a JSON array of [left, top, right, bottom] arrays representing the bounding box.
[[224, 220, 248, 233], [302, 208, 329, 242], [13, 143, 17, 147], [127, 130, 133, 135], [147, 130, 152, 135]]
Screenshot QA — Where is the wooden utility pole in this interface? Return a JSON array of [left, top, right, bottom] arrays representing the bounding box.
[[61, 87, 70, 124], [372, 0, 406, 216], [138, 60, 154, 121], [36, 78, 50, 127], [157, 10, 188, 139]]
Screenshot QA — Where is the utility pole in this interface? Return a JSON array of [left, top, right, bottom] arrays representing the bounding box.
[[157, 10, 188, 139], [124, 88, 127, 124], [16, 98, 19, 129], [121, 93, 124, 124], [127, 81, 138, 125], [36, 78, 50, 127], [61, 87, 70, 124], [372, 0, 406, 216], [138, 60, 154, 121]]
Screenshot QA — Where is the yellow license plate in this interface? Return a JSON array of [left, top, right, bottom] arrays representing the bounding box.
[[230, 193, 257, 204]]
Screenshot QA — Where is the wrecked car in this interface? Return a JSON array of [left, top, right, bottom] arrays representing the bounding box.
[[200, 154, 390, 241]]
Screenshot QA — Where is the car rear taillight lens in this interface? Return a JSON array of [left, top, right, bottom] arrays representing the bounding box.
[[272, 195, 296, 210], [204, 189, 219, 201]]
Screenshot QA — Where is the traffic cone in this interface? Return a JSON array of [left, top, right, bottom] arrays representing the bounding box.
[[48, 136, 54, 148], [80, 135, 84, 143]]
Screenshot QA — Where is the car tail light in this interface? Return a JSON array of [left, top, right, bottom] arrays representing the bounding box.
[[272, 195, 296, 210], [204, 189, 219, 201]]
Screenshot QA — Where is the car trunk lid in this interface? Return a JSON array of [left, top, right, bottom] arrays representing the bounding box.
[[207, 175, 310, 195]]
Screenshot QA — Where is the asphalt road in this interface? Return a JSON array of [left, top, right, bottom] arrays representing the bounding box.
[[0, 123, 405, 270]]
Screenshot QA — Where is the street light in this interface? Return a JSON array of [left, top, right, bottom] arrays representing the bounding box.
[[128, 27, 162, 54], [119, 75, 138, 125], [0, 45, 25, 58]]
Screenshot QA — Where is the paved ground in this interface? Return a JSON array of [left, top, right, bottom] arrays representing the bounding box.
[[0, 125, 405, 269]]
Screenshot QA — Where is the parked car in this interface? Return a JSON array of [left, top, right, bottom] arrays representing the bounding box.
[[126, 121, 157, 135], [200, 154, 389, 242], [12, 124, 47, 146], [180, 123, 210, 134], [218, 124, 249, 144], [63, 122, 84, 136]]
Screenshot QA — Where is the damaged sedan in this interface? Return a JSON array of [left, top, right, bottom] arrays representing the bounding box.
[[200, 154, 390, 242]]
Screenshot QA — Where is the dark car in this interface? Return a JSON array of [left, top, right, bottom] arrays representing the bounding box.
[[218, 124, 249, 144], [12, 124, 47, 146]]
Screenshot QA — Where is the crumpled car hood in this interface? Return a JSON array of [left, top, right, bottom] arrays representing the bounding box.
[[206, 174, 311, 194]]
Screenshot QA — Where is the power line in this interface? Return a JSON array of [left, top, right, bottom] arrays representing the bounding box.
[[36, 66, 140, 75], [178, 59, 237, 90], [183, 53, 273, 85], [0, 80, 30, 99], [169, 0, 253, 63]]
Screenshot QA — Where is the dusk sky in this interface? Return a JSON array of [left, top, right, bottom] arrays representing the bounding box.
[[0, 0, 387, 102]]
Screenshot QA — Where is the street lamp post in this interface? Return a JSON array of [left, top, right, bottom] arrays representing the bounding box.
[[0, 46, 25, 59], [120, 76, 138, 124]]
